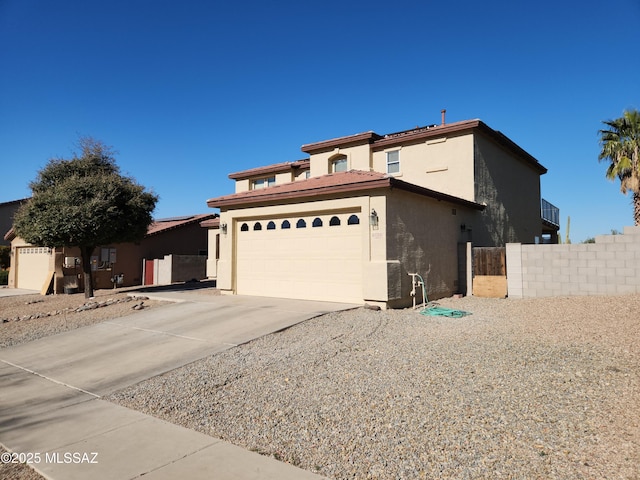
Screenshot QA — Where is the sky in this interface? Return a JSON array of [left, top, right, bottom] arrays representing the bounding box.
[[1, 0, 638, 243]]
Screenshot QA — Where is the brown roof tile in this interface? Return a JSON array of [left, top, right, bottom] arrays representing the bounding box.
[[301, 131, 382, 154], [207, 170, 484, 210], [199, 217, 220, 228], [146, 213, 217, 236], [228, 159, 310, 180]]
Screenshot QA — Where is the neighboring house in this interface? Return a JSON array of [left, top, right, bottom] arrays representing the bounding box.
[[6, 213, 216, 293], [0, 199, 28, 247], [206, 117, 559, 308]]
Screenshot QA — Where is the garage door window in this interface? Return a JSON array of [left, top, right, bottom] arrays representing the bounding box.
[[238, 214, 361, 232]]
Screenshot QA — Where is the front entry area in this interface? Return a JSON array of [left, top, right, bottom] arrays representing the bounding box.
[[234, 211, 364, 304]]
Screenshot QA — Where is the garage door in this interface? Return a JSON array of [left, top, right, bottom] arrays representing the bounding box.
[[16, 246, 52, 291], [236, 212, 363, 303]]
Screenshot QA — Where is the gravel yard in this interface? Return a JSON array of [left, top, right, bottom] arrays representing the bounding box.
[[107, 294, 640, 479], [0, 287, 169, 348], [2, 289, 639, 479]]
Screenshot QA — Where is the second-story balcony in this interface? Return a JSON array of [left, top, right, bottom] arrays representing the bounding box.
[[541, 198, 560, 228]]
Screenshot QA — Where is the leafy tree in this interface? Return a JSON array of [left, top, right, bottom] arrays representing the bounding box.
[[598, 108, 640, 226], [13, 137, 158, 297]]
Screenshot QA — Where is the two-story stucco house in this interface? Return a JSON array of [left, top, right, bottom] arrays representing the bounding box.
[[206, 117, 551, 308]]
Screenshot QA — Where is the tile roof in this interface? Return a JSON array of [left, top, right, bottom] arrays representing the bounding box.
[[146, 213, 217, 236], [299, 119, 546, 174], [301, 131, 381, 154], [228, 159, 310, 180], [207, 170, 484, 210], [208, 170, 386, 208], [199, 217, 220, 228]]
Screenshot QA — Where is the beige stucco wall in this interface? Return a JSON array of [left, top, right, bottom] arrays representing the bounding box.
[[309, 143, 372, 177], [294, 168, 310, 180], [385, 189, 475, 306], [472, 133, 542, 246], [206, 230, 219, 278], [235, 179, 249, 193], [235, 171, 304, 193], [372, 133, 476, 202]]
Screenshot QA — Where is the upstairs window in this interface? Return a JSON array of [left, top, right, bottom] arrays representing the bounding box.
[[386, 150, 400, 174], [331, 156, 348, 173], [252, 176, 275, 190]]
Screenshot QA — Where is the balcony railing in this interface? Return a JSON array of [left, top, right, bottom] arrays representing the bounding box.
[[541, 198, 559, 227]]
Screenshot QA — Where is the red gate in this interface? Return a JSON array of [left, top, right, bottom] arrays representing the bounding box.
[[144, 259, 154, 285]]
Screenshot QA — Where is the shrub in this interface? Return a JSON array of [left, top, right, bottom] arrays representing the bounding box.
[[0, 270, 8, 286]]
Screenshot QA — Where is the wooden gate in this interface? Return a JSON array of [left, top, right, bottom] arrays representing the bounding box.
[[472, 247, 507, 297]]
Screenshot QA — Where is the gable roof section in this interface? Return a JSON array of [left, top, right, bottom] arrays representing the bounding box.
[[301, 131, 382, 154], [207, 170, 484, 210], [146, 213, 217, 236], [228, 159, 310, 180], [299, 119, 546, 175], [373, 119, 547, 174]]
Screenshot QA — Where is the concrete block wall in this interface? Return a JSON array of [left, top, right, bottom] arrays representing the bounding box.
[[155, 254, 206, 285], [506, 226, 640, 298]]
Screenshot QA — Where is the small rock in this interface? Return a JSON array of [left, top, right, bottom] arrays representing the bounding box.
[[363, 303, 381, 311]]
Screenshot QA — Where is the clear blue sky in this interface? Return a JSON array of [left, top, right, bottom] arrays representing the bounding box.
[[1, 0, 638, 243]]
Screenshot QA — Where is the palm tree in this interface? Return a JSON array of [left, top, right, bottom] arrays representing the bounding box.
[[598, 108, 640, 226]]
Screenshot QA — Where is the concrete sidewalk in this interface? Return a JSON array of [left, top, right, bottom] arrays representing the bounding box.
[[1, 293, 355, 479]]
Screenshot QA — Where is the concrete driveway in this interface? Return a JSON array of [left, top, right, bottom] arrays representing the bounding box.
[[0, 292, 355, 479], [0, 287, 39, 297]]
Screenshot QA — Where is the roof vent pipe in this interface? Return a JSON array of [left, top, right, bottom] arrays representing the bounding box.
[[441, 109, 446, 126]]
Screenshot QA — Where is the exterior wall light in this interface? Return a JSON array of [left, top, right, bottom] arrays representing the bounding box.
[[220, 222, 228, 235], [370, 209, 379, 229]]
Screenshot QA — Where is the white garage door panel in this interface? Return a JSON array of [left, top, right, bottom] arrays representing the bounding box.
[[236, 214, 363, 303], [16, 247, 51, 291]]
